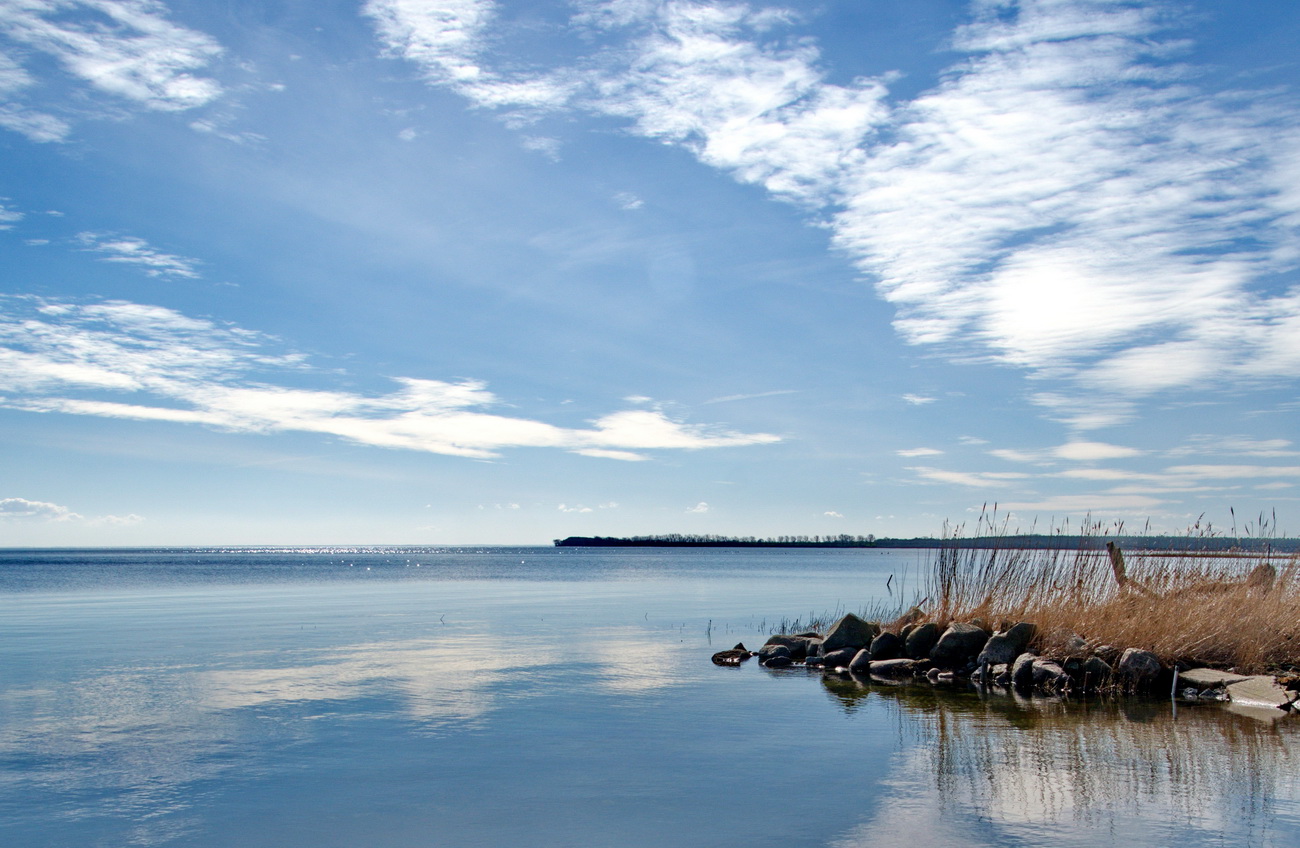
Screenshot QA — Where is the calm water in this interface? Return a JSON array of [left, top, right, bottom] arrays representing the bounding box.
[[0, 547, 1296, 847]]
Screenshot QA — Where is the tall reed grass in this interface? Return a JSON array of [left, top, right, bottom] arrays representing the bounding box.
[[920, 508, 1300, 672]]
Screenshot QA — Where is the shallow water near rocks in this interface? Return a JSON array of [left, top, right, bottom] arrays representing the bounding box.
[[1, 547, 1296, 847]]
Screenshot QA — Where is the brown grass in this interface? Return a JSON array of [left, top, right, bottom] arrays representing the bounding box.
[[918, 510, 1300, 673]]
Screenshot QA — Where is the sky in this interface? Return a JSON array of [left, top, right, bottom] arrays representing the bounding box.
[[1, 0, 1299, 546]]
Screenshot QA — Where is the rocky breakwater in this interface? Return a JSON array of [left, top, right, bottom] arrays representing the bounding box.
[[712, 613, 1300, 716]]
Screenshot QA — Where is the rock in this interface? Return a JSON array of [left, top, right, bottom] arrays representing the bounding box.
[[848, 648, 873, 673], [868, 631, 903, 661], [804, 654, 825, 667], [822, 647, 860, 668], [710, 643, 753, 665], [757, 644, 792, 663], [931, 622, 989, 669], [1116, 648, 1163, 682], [1062, 633, 1088, 656], [1079, 656, 1113, 687], [977, 634, 1020, 667], [1031, 659, 1069, 691], [904, 622, 941, 659], [821, 614, 880, 654], [1005, 622, 1037, 648], [762, 635, 812, 660], [925, 667, 941, 683], [1011, 652, 1037, 691], [869, 658, 917, 678], [1224, 675, 1299, 721], [763, 655, 793, 668], [802, 638, 825, 658]]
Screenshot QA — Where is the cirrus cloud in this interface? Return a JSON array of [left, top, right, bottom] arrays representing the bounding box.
[[0, 296, 780, 462]]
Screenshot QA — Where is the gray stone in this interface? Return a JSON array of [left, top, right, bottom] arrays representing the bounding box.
[[930, 622, 989, 669], [804, 654, 825, 667], [904, 622, 941, 659], [757, 643, 792, 663], [848, 648, 873, 673], [976, 633, 1019, 667], [762, 635, 811, 660], [1080, 656, 1112, 686], [1031, 659, 1069, 690], [822, 647, 859, 668], [1011, 652, 1037, 691], [710, 645, 753, 665], [821, 614, 880, 654], [1005, 622, 1036, 647], [1116, 648, 1163, 681], [868, 631, 903, 661], [802, 638, 824, 658], [869, 658, 917, 678], [763, 655, 793, 668]]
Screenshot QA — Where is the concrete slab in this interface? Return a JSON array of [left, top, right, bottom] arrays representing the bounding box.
[[1222, 675, 1298, 722], [1179, 668, 1250, 688]]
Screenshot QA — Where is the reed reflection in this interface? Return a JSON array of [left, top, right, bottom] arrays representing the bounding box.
[[824, 673, 1300, 847]]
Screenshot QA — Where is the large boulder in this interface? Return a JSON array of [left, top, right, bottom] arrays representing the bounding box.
[[904, 622, 941, 659], [821, 614, 879, 654], [1116, 648, 1163, 683], [868, 631, 903, 661], [930, 622, 989, 669], [1078, 656, 1113, 690]]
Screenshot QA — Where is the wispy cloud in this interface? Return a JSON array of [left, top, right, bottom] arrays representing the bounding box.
[[901, 394, 936, 406], [0, 0, 223, 110], [0, 495, 140, 525], [368, 0, 1300, 417], [703, 389, 798, 404], [896, 447, 942, 458], [907, 467, 1031, 488], [0, 198, 20, 228], [76, 232, 201, 278], [685, 501, 709, 513], [0, 296, 780, 461]]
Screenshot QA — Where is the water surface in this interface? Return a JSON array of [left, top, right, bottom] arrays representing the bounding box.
[[1, 547, 1296, 847]]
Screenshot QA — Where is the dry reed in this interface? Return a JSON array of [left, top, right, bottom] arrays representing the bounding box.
[[918, 508, 1300, 673]]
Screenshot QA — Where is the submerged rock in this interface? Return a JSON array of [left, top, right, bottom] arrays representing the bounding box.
[[710, 643, 753, 665], [1011, 652, 1038, 691], [869, 658, 917, 678], [821, 647, 860, 668], [848, 648, 873, 673], [763, 655, 793, 669]]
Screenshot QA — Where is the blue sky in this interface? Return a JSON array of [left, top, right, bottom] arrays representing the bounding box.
[[1, 0, 1298, 545]]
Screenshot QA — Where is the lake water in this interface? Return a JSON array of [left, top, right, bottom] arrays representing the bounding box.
[[1, 547, 1297, 847]]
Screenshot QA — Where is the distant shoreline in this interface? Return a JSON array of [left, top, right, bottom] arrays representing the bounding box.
[[553, 534, 1300, 552]]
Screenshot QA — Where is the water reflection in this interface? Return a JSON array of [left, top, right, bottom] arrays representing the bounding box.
[[823, 673, 1300, 847]]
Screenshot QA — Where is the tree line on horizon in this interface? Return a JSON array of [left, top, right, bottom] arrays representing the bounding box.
[[552, 533, 1300, 552]]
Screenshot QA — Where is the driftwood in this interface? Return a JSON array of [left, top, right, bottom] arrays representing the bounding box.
[[1107, 542, 1156, 597], [1108, 542, 1277, 598]]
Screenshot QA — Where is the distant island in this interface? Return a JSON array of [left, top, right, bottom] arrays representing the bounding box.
[[553, 533, 1300, 552]]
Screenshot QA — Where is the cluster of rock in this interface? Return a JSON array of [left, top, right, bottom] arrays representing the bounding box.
[[712, 612, 1177, 697]]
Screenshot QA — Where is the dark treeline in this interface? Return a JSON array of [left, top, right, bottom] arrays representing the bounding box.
[[553, 534, 1300, 552]]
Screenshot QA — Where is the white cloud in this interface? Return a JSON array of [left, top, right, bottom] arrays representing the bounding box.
[[0, 0, 224, 140], [369, 0, 1300, 413], [685, 501, 709, 513], [75, 232, 201, 278], [0, 199, 22, 228], [558, 503, 593, 513], [901, 394, 935, 406], [999, 494, 1166, 512], [0, 296, 780, 461], [1053, 441, 1142, 461], [907, 467, 1031, 488], [614, 191, 643, 210], [1168, 436, 1300, 458], [823, 510, 842, 518], [897, 447, 943, 458], [1163, 464, 1300, 480], [0, 496, 80, 520]]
